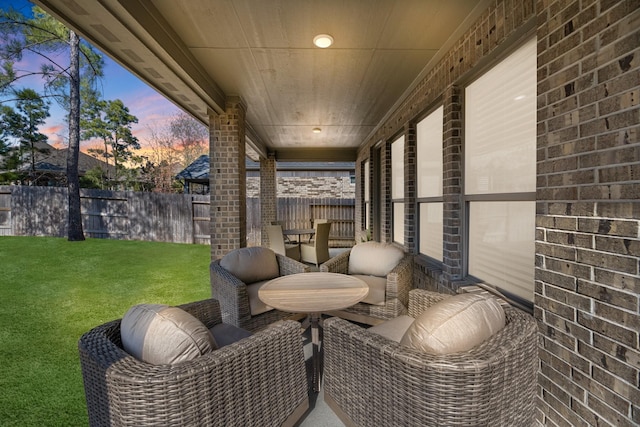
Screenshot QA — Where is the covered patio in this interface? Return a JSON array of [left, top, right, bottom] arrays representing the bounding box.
[[36, 1, 640, 426]]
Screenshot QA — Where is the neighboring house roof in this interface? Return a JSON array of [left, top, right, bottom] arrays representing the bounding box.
[[176, 154, 355, 182], [14, 141, 115, 176], [175, 154, 209, 182]]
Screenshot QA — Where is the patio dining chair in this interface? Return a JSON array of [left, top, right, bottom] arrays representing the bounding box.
[[267, 224, 301, 260], [323, 289, 538, 426], [300, 221, 331, 266], [78, 298, 309, 427]]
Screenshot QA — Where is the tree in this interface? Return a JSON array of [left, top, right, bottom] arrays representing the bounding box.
[[0, 6, 104, 240], [83, 98, 139, 189], [0, 88, 50, 183], [81, 84, 110, 188], [169, 111, 208, 167], [145, 122, 183, 192], [145, 111, 208, 192]]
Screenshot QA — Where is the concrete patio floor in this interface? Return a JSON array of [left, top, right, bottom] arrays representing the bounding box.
[[298, 321, 345, 427], [296, 247, 351, 426]]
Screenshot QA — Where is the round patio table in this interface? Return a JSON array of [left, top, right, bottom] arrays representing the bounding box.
[[259, 272, 368, 392]]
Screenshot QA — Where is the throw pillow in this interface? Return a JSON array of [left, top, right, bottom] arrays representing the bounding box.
[[400, 293, 505, 355], [121, 304, 217, 365]]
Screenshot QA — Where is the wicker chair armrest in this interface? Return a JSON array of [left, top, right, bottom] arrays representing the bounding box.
[[177, 298, 223, 330], [407, 289, 452, 317], [80, 319, 307, 426], [385, 253, 413, 306], [210, 259, 251, 326], [319, 249, 350, 273], [276, 253, 311, 275]]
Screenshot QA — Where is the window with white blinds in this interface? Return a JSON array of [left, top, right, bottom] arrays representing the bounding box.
[[417, 106, 443, 260], [363, 160, 370, 230], [391, 136, 404, 245], [464, 36, 536, 302]]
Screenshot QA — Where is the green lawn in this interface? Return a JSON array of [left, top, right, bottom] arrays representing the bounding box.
[[0, 237, 211, 426]]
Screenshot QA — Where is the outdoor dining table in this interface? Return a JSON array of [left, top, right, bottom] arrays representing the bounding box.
[[283, 228, 315, 243], [258, 272, 368, 392]]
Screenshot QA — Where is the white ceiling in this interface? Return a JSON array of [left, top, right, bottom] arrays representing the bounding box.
[[34, 0, 486, 160]]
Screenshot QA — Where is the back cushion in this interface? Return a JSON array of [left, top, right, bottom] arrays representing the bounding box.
[[220, 246, 280, 284], [400, 293, 505, 355], [121, 304, 217, 365], [348, 241, 405, 277]]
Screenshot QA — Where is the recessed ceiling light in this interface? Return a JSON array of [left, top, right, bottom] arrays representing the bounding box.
[[313, 34, 333, 48], [312, 127, 322, 133]]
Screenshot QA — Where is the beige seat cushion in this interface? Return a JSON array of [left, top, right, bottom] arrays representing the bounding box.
[[220, 246, 280, 284], [352, 274, 387, 305], [348, 242, 404, 277], [121, 304, 217, 365], [401, 293, 505, 355], [368, 315, 415, 342], [246, 280, 275, 315]]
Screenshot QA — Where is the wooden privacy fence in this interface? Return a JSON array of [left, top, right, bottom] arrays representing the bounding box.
[[0, 186, 355, 247], [0, 185, 209, 244]]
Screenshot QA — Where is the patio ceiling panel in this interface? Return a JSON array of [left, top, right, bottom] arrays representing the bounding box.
[[34, 0, 486, 161]]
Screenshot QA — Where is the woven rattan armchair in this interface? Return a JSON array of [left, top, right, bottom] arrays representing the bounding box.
[[323, 289, 538, 426], [78, 298, 309, 427], [210, 247, 311, 332], [320, 244, 413, 325]]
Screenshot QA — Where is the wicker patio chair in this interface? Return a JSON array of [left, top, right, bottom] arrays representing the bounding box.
[[320, 242, 413, 325], [210, 246, 310, 332], [78, 298, 309, 427], [323, 289, 538, 427]]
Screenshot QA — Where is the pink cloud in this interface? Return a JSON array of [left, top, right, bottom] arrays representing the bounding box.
[[41, 124, 65, 148]]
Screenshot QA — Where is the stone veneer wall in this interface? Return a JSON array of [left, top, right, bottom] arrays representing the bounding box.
[[356, 0, 639, 426], [246, 176, 354, 198]]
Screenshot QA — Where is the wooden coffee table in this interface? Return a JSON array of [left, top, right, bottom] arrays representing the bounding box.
[[259, 272, 368, 392]]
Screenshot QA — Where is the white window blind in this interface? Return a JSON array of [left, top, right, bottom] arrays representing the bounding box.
[[465, 37, 537, 195], [419, 202, 443, 260], [468, 201, 536, 301], [364, 160, 370, 202], [464, 37, 537, 302], [417, 106, 444, 260], [393, 202, 405, 245], [391, 136, 404, 199], [391, 136, 405, 244], [417, 106, 443, 198]]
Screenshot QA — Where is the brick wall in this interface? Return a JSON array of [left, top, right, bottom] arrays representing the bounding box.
[[536, 1, 639, 425], [442, 85, 463, 283], [404, 125, 417, 252], [355, 0, 639, 425], [259, 158, 276, 246]]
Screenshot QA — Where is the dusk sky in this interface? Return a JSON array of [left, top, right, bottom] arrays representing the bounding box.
[[0, 0, 183, 150]]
